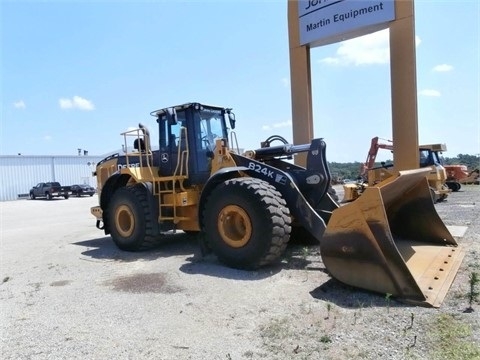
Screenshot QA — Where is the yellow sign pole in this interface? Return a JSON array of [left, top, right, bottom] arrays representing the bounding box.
[[288, 0, 419, 170], [390, 0, 419, 170], [288, 0, 313, 166]]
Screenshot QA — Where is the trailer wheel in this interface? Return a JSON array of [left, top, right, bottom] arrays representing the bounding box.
[[203, 177, 291, 269], [450, 182, 461, 192], [107, 184, 158, 251]]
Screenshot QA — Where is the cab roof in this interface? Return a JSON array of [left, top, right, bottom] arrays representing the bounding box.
[[149, 102, 230, 118]]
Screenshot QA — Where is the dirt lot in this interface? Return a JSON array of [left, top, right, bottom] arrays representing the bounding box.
[[1, 185, 479, 359]]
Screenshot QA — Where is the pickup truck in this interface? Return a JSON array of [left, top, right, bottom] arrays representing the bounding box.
[[29, 182, 71, 200]]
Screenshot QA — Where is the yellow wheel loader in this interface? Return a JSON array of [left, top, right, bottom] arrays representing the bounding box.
[[91, 103, 464, 307]]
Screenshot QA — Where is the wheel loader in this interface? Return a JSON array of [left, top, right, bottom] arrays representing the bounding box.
[[90, 102, 464, 307]]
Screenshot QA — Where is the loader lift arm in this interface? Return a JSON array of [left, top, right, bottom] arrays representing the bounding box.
[[233, 138, 338, 236]]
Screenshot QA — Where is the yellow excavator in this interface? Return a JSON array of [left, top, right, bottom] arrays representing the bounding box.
[[90, 103, 464, 307]]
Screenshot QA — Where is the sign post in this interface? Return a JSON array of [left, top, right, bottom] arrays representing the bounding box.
[[288, 0, 419, 170]]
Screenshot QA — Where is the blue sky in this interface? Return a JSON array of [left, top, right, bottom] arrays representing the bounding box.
[[1, 0, 479, 162]]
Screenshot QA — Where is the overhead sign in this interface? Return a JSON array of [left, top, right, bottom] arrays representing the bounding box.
[[298, 0, 395, 46]]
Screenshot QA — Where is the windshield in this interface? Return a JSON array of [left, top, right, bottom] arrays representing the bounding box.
[[420, 150, 443, 167], [198, 108, 226, 151], [435, 152, 445, 165], [419, 150, 430, 167]]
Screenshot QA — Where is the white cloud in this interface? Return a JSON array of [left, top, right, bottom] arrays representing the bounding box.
[[320, 29, 390, 66], [419, 89, 441, 97], [13, 100, 26, 109], [415, 36, 421, 47], [320, 57, 340, 65], [319, 30, 422, 66], [433, 64, 453, 72], [273, 120, 292, 128], [262, 120, 292, 131], [59, 96, 95, 111]]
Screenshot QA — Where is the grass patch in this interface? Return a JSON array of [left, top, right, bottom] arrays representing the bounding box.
[[431, 313, 480, 360], [259, 317, 292, 344], [258, 315, 331, 358]]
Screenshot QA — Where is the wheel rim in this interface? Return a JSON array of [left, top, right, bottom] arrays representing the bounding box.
[[115, 204, 135, 237], [217, 205, 252, 248]]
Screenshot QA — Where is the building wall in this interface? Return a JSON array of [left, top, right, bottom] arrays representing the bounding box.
[[0, 155, 106, 201]]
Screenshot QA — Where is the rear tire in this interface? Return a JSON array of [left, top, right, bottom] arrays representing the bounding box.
[[47, 193, 53, 200], [107, 184, 158, 251], [30, 193, 35, 200], [203, 177, 291, 269]]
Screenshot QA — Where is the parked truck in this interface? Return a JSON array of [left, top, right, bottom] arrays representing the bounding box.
[[29, 182, 71, 200]]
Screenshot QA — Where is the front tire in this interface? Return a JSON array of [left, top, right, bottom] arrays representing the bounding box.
[[107, 184, 158, 251], [203, 177, 291, 269], [30, 192, 35, 200]]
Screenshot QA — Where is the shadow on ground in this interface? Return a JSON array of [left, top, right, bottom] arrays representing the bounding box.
[[179, 254, 283, 280], [310, 278, 412, 309], [72, 232, 199, 263], [73, 234, 419, 302]]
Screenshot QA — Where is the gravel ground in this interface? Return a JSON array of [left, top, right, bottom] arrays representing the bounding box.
[[1, 185, 479, 360]]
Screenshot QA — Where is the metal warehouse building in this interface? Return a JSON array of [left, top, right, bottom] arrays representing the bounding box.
[[0, 154, 107, 201]]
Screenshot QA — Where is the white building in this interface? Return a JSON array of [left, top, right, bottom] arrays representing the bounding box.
[[0, 154, 108, 201]]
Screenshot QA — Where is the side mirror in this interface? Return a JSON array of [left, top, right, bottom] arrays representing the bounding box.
[[166, 107, 177, 125], [228, 112, 236, 130]]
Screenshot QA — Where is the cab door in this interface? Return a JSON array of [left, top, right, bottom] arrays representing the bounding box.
[[158, 110, 187, 177]]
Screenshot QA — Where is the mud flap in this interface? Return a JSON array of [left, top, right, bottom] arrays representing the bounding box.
[[322, 168, 465, 307]]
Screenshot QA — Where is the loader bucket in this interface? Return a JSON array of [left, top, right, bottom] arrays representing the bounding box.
[[322, 168, 465, 307]]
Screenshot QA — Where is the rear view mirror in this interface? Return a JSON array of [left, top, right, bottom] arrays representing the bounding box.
[[166, 107, 177, 125], [228, 111, 236, 130]]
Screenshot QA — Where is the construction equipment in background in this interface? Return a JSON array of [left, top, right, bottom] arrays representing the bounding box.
[[343, 137, 452, 203], [414, 144, 480, 189], [445, 165, 480, 186], [90, 102, 464, 307], [419, 143, 456, 196]]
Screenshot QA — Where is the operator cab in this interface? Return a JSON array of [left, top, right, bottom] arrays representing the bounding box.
[[419, 147, 445, 168], [151, 102, 234, 184]]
